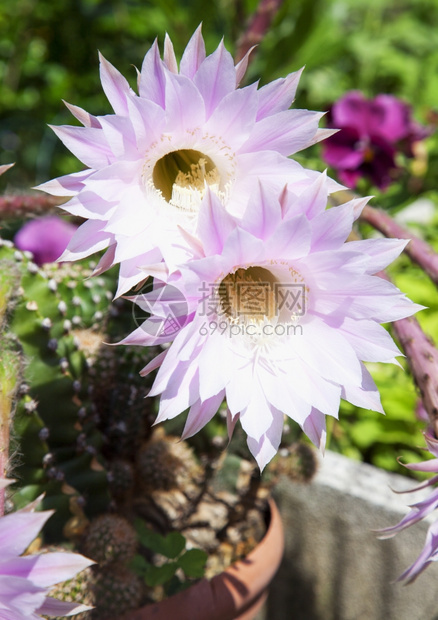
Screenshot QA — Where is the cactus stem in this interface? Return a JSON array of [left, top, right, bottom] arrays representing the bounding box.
[[0, 349, 20, 515], [331, 192, 438, 287], [392, 315, 438, 437]]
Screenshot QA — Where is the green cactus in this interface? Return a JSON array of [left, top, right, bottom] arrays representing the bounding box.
[[0, 248, 24, 512], [0, 237, 117, 537]]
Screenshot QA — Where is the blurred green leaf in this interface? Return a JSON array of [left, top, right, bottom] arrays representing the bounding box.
[[145, 562, 178, 587], [135, 520, 186, 558], [129, 554, 150, 575], [177, 549, 208, 578]]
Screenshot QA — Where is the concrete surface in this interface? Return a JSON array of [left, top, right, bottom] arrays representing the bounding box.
[[259, 451, 438, 620]]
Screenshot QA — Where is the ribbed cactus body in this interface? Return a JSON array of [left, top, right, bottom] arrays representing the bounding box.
[[1, 238, 116, 537]]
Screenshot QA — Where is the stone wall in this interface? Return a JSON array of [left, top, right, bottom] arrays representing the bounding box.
[[258, 451, 438, 620]]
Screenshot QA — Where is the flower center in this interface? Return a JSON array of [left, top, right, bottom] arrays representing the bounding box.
[[152, 149, 220, 211], [218, 266, 279, 324]]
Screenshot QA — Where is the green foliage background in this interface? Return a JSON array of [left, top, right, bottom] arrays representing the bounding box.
[[1, 0, 438, 476], [2, 0, 438, 187]]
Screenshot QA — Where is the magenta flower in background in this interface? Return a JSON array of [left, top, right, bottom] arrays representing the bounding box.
[[124, 175, 420, 470], [14, 216, 77, 266], [0, 480, 94, 618], [378, 432, 438, 583], [37, 25, 339, 297], [322, 91, 429, 190]]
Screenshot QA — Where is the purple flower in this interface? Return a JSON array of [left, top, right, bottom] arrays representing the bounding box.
[[124, 175, 420, 470], [14, 216, 77, 266], [0, 480, 94, 618], [322, 91, 428, 190], [37, 26, 340, 297], [378, 432, 438, 583]]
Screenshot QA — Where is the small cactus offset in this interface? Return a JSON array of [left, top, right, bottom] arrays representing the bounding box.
[[88, 565, 144, 619], [81, 513, 137, 567], [45, 561, 145, 620], [136, 438, 186, 493]]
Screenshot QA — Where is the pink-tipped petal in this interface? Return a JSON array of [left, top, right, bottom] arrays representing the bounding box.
[[256, 68, 303, 120], [240, 110, 324, 156], [234, 46, 255, 86], [49, 125, 113, 169], [0, 553, 94, 588], [303, 408, 327, 453], [139, 39, 166, 106], [247, 408, 284, 471], [241, 180, 282, 240], [37, 596, 94, 617], [180, 24, 206, 79], [164, 72, 205, 133], [163, 33, 178, 73], [196, 188, 235, 254], [194, 40, 236, 117], [63, 101, 101, 128], [0, 511, 53, 559], [181, 392, 224, 440], [99, 52, 133, 115]]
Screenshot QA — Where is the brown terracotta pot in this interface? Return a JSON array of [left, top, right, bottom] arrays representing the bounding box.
[[119, 497, 284, 620]]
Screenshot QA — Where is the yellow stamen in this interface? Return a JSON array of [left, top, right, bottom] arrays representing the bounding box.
[[152, 149, 220, 210]]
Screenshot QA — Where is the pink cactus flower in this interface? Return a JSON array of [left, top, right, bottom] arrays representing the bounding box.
[[378, 432, 438, 583], [37, 26, 339, 297], [0, 480, 94, 618], [124, 175, 420, 470]]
